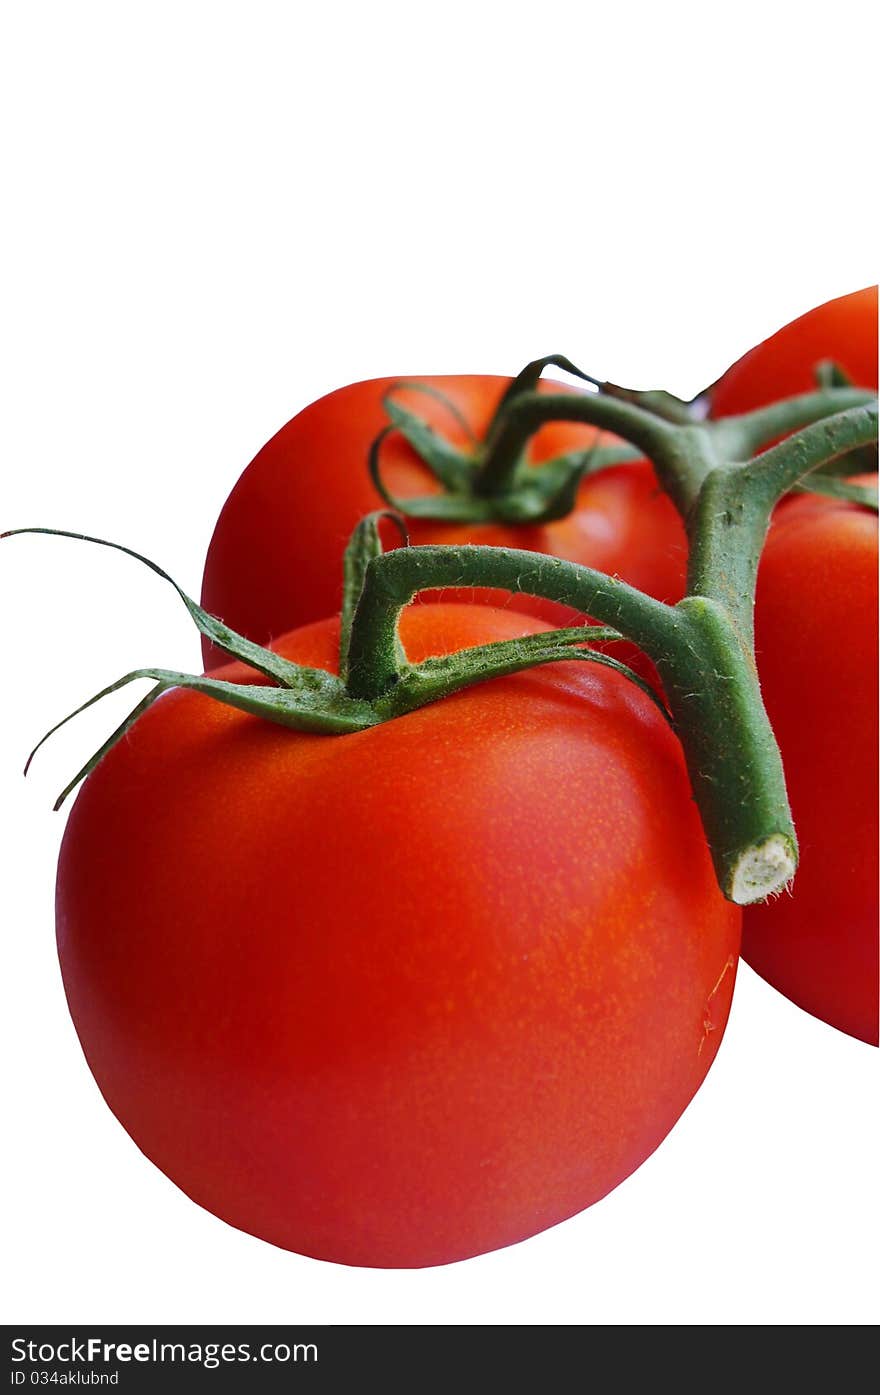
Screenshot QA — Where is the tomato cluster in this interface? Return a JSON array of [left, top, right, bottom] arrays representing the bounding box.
[[45, 288, 880, 1268]]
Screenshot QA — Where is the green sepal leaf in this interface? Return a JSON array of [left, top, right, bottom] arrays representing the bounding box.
[[340, 511, 408, 680], [381, 396, 474, 492], [368, 426, 496, 521], [498, 444, 644, 524], [378, 625, 671, 725], [795, 474, 878, 510], [27, 664, 379, 809], [384, 381, 478, 445], [373, 360, 652, 525], [814, 359, 853, 389], [810, 444, 879, 477], [2, 529, 304, 688], [30, 681, 166, 810], [369, 433, 644, 526]]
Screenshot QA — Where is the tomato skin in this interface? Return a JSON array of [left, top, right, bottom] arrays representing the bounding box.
[[714, 286, 879, 1043], [743, 483, 879, 1044], [710, 286, 878, 417], [200, 376, 687, 663], [56, 604, 739, 1267]]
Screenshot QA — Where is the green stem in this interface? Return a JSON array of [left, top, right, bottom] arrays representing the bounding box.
[[474, 392, 688, 506], [346, 546, 674, 700], [348, 401, 878, 902], [688, 402, 879, 645], [655, 598, 796, 905], [711, 386, 876, 460], [485, 354, 596, 429], [346, 542, 795, 902], [375, 363, 871, 528], [10, 387, 877, 911], [476, 384, 874, 518], [370, 409, 643, 526]]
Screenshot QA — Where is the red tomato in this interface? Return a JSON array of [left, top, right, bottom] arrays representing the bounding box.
[[744, 481, 879, 1044], [57, 604, 739, 1268], [710, 286, 878, 416], [200, 376, 687, 664]]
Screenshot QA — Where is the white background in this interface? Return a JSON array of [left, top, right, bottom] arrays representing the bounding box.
[[1, 1, 877, 1327]]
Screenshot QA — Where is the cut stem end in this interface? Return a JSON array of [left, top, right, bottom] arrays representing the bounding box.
[[729, 836, 797, 906]]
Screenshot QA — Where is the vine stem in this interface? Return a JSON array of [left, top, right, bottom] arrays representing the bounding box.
[[687, 402, 879, 645], [478, 384, 875, 515], [347, 548, 672, 697], [348, 403, 878, 904], [7, 388, 876, 909], [346, 543, 794, 903]]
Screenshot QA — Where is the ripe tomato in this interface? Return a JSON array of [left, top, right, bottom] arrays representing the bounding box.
[[710, 286, 878, 416], [743, 481, 878, 1044], [57, 604, 739, 1268], [200, 376, 687, 664]]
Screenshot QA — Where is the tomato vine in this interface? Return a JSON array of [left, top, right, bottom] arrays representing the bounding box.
[[5, 382, 876, 907]]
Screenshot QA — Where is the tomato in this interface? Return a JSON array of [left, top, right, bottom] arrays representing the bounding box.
[[710, 286, 878, 417], [743, 481, 878, 1044], [200, 376, 687, 665], [56, 603, 739, 1268], [712, 286, 878, 1042]]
